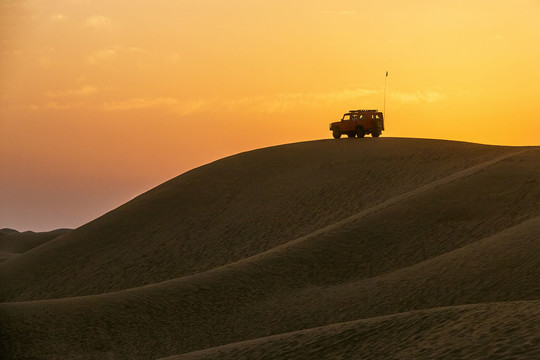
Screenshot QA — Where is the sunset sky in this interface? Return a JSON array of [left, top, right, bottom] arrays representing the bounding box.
[[1, 0, 539, 231]]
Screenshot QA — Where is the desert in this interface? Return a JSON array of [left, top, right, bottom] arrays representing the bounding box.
[[1, 138, 539, 359]]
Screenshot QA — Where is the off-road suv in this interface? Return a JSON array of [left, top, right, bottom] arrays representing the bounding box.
[[329, 110, 384, 139]]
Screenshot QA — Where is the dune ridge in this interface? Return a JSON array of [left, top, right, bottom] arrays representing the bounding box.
[[1, 138, 539, 359]]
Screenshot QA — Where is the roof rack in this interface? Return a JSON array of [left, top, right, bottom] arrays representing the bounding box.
[[349, 109, 378, 112]]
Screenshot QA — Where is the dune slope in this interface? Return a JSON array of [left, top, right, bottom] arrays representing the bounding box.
[[0, 138, 539, 359], [0, 139, 519, 301], [159, 301, 540, 360]]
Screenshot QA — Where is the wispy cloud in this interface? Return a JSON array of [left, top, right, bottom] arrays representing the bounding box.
[[45, 102, 81, 110], [87, 48, 117, 64], [229, 88, 377, 113], [102, 97, 209, 116], [16, 87, 378, 115], [85, 15, 111, 29], [391, 90, 446, 104], [101, 88, 377, 115], [45, 85, 97, 98], [2, 49, 23, 56], [103, 97, 179, 111], [50, 14, 67, 22], [320, 10, 356, 15], [86, 46, 144, 65]]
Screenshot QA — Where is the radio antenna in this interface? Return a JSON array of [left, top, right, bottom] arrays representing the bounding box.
[[384, 71, 388, 117]]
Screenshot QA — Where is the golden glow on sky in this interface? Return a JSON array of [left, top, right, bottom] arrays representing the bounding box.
[[1, 0, 539, 230]]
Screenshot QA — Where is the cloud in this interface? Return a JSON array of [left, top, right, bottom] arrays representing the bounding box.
[[227, 88, 378, 113], [102, 97, 210, 116], [129, 47, 145, 53], [85, 15, 111, 29], [320, 10, 356, 15], [86, 48, 117, 64], [391, 90, 446, 104], [50, 14, 67, 22], [86, 46, 144, 64], [45, 102, 78, 110], [103, 97, 179, 111], [45, 85, 97, 98], [2, 49, 23, 56], [101, 88, 377, 115], [1, 86, 376, 115]]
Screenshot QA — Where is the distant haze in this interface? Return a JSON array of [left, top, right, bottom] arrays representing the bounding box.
[[1, 0, 539, 231]]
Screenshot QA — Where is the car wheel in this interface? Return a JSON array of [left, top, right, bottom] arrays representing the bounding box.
[[355, 127, 365, 138], [332, 129, 341, 139]]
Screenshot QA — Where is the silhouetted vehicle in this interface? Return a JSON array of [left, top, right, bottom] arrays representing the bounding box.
[[329, 110, 385, 139]]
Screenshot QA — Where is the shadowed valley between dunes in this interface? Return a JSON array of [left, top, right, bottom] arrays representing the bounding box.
[[1, 138, 539, 359], [0, 228, 71, 263]]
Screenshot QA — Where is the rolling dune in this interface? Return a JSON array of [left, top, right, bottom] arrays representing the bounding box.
[[159, 301, 540, 360], [1, 138, 539, 359], [0, 228, 70, 262]]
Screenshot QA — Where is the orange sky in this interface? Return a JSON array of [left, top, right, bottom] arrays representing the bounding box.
[[1, 0, 539, 231]]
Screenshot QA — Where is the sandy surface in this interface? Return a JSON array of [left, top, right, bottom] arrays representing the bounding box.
[[0, 138, 539, 359], [0, 228, 70, 262], [159, 302, 540, 360]]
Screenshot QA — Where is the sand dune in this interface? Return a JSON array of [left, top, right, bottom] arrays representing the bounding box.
[[0, 139, 519, 301], [0, 228, 70, 262], [158, 301, 540, 360], [1, 138, 539, 359]]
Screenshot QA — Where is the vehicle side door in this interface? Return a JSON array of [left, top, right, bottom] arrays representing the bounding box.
[[341, 114, 354, 131], [354, 114, 365, 130]]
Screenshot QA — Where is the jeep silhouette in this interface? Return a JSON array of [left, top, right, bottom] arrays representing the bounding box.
[[329, 110, 384, 139]]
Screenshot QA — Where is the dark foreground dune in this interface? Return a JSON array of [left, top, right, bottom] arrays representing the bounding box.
[[1, 138, 539, 359]]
